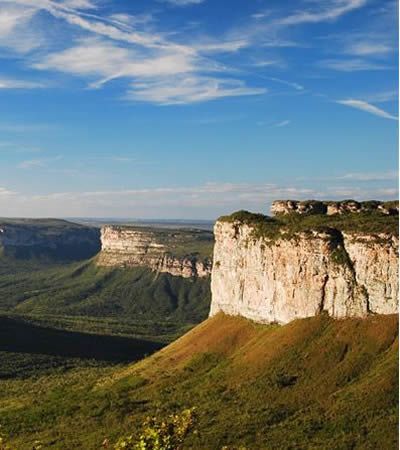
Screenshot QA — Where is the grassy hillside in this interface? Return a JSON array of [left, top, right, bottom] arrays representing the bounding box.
[[1, 313, 397, 449]]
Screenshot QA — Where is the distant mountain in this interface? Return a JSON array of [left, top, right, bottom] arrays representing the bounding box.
[[0, 218, 101, 262]]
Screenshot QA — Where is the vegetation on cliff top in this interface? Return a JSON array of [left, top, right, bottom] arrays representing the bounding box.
[[105, 225, 214, 260], [0, 313, 397, 449], [219, 208, 398, 239]]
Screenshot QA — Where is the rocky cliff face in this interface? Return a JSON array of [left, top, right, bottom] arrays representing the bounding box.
[[271, 200, 399, 216], [210, 211, 398, 324], [0, 219, 100, 261], [97, 225, 212, 278]]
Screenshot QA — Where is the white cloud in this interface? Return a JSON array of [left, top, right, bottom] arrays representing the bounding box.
[[60, 0, 97, 9], [126, 76, 266, 105], [273, 120, 290, 128], [161, 0, 205, 6], [17, 159, 46, 169], [318, 58, 389, 71], [34, 37, 202, 83], [0, 78, 45, 89], [337, 99, 398, 120], [7, 0, 265, 105], [337, 171, 398, 181], [345, 42, 392, 56], [0, 3, 42, 52], [1, 180, 397, 218], [276, 0, 367, 26], [0, 187, 15, 196]]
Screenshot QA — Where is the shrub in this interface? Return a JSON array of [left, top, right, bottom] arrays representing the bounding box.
[[113, 408, 196, 450]]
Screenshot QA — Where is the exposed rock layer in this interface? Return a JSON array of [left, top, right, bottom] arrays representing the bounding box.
[[97, 225, 212, 278], [210, 220, 398, 324], [271, 200, 399, 216]]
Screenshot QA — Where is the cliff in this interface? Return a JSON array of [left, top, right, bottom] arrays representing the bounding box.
[[0, 218, 100, 261], [210, 206, 398, 324], [271, 199, 399, 216], [97, 225, 212, 278]]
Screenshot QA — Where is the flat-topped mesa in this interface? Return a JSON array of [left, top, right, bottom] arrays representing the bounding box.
[[271, 200, 399, 216], [97, 225, 212, 278], [210, 207, 398, 324]]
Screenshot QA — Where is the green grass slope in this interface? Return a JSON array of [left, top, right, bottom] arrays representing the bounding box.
[[1, 313, 397, 449]]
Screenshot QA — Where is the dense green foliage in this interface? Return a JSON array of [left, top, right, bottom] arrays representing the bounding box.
[[0, 258, 211, 329], [0, 314, 397, 449], [219, 208, 398, 239]]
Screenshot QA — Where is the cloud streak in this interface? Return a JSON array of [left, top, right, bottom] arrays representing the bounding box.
[[0, 179, 397, 218], [0, 77, 45, 89], [337, 99, 398, 120], [275, 0, 367, 26]]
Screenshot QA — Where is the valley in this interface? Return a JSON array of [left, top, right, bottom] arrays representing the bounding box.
[[0, 203, 398, 449]]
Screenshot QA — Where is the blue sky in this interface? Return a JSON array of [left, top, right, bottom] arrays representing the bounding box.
[[0, 0, 398, 219]]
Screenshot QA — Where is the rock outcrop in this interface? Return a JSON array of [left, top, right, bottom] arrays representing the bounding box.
[[210, 209, 398, 324], [271, 200, 399, 216], [97, 225, 212, 278], [0, 219, 100, 261]]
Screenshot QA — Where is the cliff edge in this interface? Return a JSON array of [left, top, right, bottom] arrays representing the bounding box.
[[210, 203, 398, 324], [97, 225, 212, 278]]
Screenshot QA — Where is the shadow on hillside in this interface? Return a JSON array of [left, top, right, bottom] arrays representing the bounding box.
[[0, 317, 164, 363]]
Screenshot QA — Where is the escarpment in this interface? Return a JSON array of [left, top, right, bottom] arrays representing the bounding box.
[[0, 219, 100, 261], [210, 204, 398, 324], [97, 225, 212, 278]]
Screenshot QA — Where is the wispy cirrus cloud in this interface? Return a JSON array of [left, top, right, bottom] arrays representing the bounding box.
[[275, 0, 367, 26], [273, 120, 290, 128], [0, 77, 46, 89], [336, 99, 398, 120], [17, 155, 62, 169], [161, 0, 205, 6], [3, 0, 266, 104], [344, 42, 392, 57], [126, 76, 266, 105], [0, 0, 394, 108], [318, 58, 390, 71]]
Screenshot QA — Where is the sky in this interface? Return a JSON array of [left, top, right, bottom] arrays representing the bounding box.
[[0, 0, 398, 219]]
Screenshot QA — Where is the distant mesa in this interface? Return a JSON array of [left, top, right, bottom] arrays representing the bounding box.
[[271, 199, 399, 216], [97, 225, 213, 278]]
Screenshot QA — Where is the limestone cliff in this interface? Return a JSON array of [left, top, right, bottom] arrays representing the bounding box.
[[271, 199, 399, 216], [210, 208, 398, 324], [97, 225, 212, 278]]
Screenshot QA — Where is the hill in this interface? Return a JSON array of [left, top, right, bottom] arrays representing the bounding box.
[[1, 313, 397, 449]]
